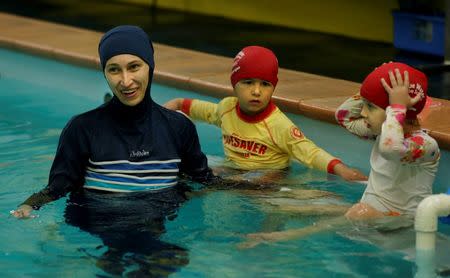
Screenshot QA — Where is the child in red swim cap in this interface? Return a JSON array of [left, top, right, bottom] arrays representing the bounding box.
[[336, 62, 440, 219], [237, 62, 441, 249], [164, 45, 366, 186]]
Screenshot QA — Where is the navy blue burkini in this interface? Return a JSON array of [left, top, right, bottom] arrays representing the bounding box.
[[24, 25, 213, 204], [22, 25, 213, 276]]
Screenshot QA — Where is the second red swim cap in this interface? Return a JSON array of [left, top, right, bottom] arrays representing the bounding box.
[[360, 62, 428, 119], [230, 46, 278, 88]]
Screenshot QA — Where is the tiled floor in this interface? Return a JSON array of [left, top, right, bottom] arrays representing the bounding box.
[[0, 12, 449, 150]]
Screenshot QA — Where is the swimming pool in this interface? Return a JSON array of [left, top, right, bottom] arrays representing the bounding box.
[[1, 47, 450, 277]]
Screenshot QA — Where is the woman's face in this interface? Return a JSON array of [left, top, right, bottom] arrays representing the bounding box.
[[361, 99, 386, 135], [104, 54, 149, 107]]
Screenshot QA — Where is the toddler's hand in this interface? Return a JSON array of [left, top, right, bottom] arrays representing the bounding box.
[[380, 69, 422, 109], [333, 163, 368, 182], [163, 98, 183, 110]]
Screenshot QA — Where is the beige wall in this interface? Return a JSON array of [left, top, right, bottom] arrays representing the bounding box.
[[123, 0, 400, 42]]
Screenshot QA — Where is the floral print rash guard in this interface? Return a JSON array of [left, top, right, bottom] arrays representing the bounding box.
[[335, 94, 440, 216]]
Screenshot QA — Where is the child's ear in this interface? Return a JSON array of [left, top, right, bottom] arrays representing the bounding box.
[[232, 83, 239, 95]]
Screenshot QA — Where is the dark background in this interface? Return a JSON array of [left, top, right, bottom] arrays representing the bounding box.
[[1, 0, 449, 99]]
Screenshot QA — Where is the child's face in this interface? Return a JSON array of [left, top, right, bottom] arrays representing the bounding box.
[[361, 99, 386, 135], [234, 78, 275, 115]]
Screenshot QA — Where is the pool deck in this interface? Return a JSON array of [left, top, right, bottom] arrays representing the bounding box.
[[1, 12, 450, 150]]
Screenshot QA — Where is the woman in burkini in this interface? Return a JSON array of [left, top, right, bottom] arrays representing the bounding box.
[[241, 62, 440, 247], [11, 25, 217, 276]]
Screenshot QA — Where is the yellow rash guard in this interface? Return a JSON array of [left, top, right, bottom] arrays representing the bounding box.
[[181, 97, 340, 172]]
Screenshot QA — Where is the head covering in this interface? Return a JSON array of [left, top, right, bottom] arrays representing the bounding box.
[[230, 46, 278, 88], [98, 25, 154, 71], [98, 25, 155, 121], [360, 62, 428, 119]]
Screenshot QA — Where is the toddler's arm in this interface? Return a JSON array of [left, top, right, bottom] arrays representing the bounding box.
[[335, 94, 377, 139], [378, 105, 439, 163], [165, 98, 222, 126], [280, 123, 367, 181], [237, 216, 348, 249], [378, 69, 440, 163]]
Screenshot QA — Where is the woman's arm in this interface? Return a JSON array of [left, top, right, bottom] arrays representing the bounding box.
[[12, 117, 89, 218]]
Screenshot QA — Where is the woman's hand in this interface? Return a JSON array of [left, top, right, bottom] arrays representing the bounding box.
[[333, 163, 368, 182], [10, 204, 34, 219], [381, 69, 422, 109]]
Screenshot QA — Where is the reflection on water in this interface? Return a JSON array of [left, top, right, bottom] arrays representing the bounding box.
[[65, 185, 191, 276]]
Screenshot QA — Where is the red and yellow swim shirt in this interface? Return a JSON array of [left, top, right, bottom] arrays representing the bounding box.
[[181, 97, 338, 172]]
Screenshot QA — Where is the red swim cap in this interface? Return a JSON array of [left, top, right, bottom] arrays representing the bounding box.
[[230, 46, 278, 88], [360, 62, 428, 119]]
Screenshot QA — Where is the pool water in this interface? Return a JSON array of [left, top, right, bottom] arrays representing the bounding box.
[[1, 48, 450, 277]]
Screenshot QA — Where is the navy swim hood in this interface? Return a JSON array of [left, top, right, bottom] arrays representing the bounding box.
[[98, 25, 155, 71], [99, 25, 155, 123]]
